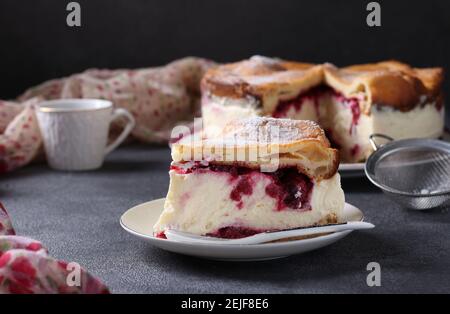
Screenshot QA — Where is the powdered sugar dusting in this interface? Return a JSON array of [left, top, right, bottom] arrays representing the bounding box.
[[221, 117, 325, 144], [239, 56, 311, 86]]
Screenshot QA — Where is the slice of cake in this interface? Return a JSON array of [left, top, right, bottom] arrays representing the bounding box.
[[153, 117, 345, 239], [201, 56, 445, 162]]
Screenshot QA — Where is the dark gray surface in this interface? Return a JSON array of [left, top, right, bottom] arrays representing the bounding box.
[[1, 145, 449, 293]]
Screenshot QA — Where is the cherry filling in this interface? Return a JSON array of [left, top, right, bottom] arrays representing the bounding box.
[[272, 86, 329, 118], [334, 92, 360, 135], [206, 226, 265, 239], [265, 168, 313, 211], [155, 231, 167, 239], [230, 176, 253, 209], [272, 85, 361, 136], [170, 162, 254, 175], [171, 162, 313, 211], [350, 144, 360, 157]]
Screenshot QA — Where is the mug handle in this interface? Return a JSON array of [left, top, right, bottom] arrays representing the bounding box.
[[105, 108, 136, 155]]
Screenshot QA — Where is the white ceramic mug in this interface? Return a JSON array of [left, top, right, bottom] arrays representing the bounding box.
[[36, 99, 135, 171]]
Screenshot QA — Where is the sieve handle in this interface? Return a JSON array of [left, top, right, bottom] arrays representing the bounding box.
[[369, 134, 394, 151]]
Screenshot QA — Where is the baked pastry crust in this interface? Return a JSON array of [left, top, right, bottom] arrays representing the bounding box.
[[324, 61, 444, 112], [172, 117, 339, 180], [202, 56, 444, 114]]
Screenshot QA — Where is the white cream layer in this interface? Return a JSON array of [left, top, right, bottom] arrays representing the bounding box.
[[202, 93, 445, 162], [202, 94, 261, 138], [153, 171, 345, 235]]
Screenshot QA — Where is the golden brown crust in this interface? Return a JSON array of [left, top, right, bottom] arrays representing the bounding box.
[[324, 61, 444, 111], [172, 117, 339, 180], [201, 56, 323, 113], [202, 56, 444, 112]]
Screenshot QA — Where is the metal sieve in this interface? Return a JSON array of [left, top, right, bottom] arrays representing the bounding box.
[[365, 134, 450, 210]]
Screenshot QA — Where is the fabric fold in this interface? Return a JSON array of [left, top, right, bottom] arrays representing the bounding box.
[[0, 202, 110, 294], [1, 57, 215, 173]]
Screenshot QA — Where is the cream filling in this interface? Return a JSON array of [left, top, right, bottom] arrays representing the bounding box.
[[153, 171, 345, 235], [203, 92, 445, 162], [328, 102, 444, 161], [323, 97, 373, 162], [202, 94, 261, 138], [371, 103, 444, 140], [277, 98, 321, 121]]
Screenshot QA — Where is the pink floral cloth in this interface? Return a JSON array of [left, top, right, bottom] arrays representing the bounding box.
[[0, 202, 109, 294], [0, 57, 214, 173]]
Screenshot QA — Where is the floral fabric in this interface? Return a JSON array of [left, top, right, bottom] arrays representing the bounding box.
[[0, 57, 215, 292], [0, 57, 214, 173], [0, 202, 109, 294]]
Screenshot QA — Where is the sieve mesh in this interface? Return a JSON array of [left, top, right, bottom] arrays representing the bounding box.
[[374, 147, 450, 195], [366, 136, 450, 210]]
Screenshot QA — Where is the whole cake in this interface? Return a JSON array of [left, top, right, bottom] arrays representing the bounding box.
[[201, 56, 445, 162], [154, 117, 345, 239]]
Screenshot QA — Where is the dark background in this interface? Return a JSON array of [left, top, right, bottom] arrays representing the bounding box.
[[0, 0, 449, 101]]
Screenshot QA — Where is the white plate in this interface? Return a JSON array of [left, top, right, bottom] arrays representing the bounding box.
[[120, 198, 365, 261]]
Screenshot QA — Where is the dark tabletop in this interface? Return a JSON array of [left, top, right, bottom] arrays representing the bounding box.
[[1, 145, 449, 294]]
